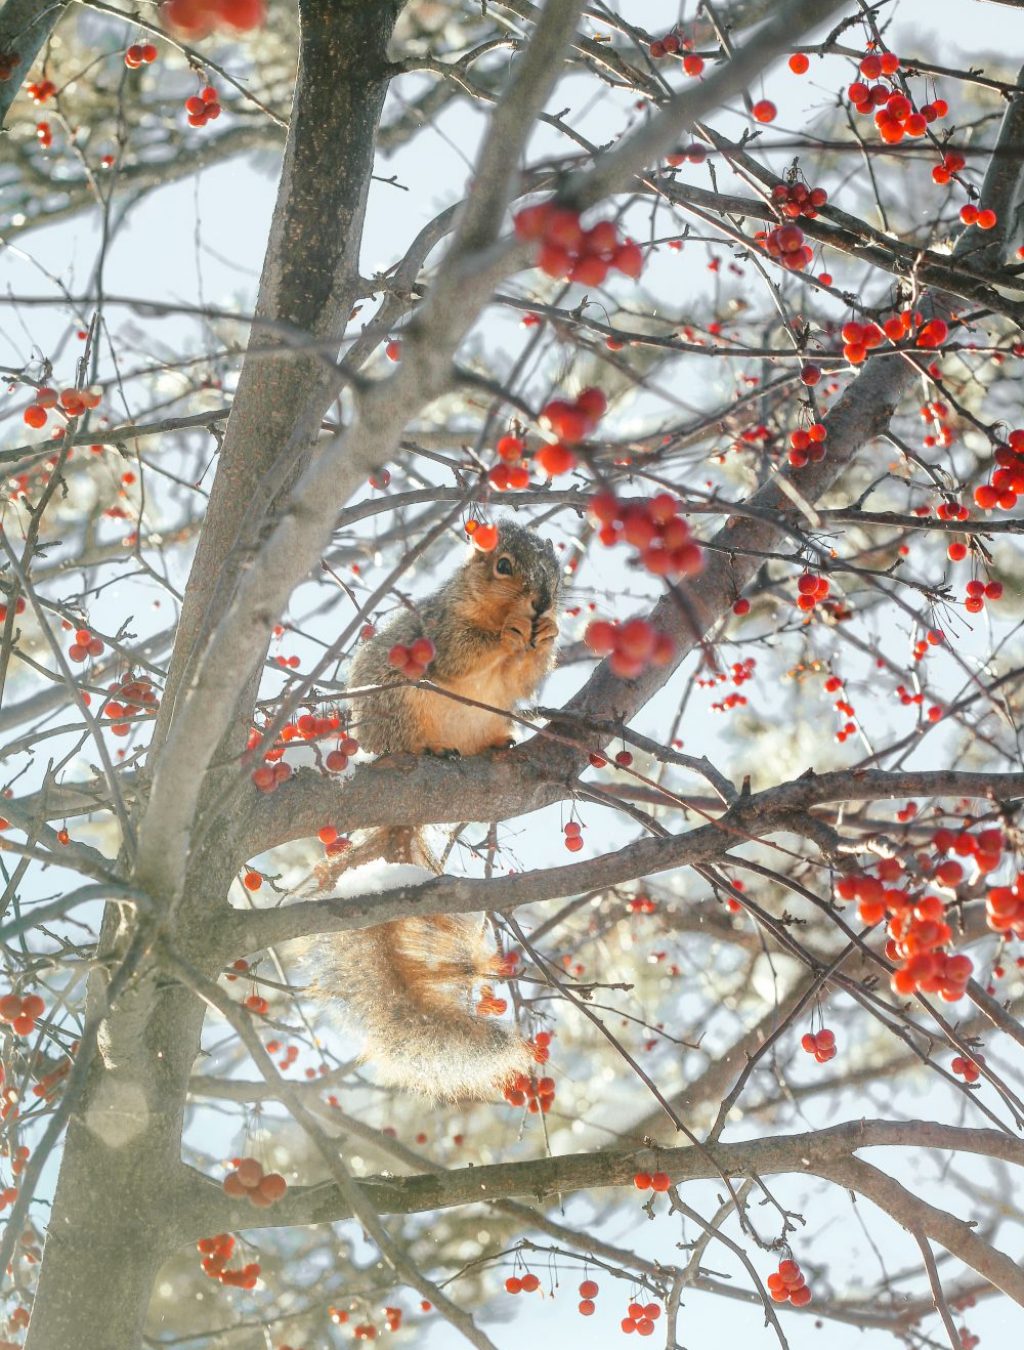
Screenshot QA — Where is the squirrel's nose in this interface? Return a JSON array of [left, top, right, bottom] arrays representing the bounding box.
[[533, 586, 552, 615]]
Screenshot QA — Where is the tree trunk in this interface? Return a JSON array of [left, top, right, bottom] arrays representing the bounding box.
[[154, 0, 405, 754], [27, 4, 403, 1344], [25, 985, 205, 1350]]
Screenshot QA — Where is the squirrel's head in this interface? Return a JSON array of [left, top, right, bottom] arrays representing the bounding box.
[[461, 521, 561, 620]]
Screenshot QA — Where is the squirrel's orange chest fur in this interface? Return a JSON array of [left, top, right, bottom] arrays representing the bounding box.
[[406, 645, 545, 755]]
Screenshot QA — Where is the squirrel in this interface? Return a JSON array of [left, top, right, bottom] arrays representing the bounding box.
[[306, 520, 562, 1100]]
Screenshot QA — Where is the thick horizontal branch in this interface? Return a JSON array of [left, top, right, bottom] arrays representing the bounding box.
[[235, 757, 1024, 895], [184, 1118, 1024, 1306]]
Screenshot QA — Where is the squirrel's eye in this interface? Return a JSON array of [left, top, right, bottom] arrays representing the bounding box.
[[495, 556, 514, 577]]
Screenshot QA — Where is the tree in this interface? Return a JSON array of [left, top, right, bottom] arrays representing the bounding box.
[[1, 0, 1023, 1345]]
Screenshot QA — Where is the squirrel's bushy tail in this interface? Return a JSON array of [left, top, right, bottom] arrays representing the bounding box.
[[310, 827, 531, 1100]]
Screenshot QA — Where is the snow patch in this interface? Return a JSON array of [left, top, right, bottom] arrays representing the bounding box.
[[323, 858, 434, 899]]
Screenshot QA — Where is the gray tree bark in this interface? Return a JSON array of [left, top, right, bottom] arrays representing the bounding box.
[[24, 4, 404, 1346]]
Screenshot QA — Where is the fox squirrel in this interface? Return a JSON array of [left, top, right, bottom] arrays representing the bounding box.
[[309, 520, 561, 1100]]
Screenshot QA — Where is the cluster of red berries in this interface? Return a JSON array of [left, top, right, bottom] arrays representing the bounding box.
[[711, 689, 747, 713], [196, 1233, 260, 1289], [163, 0, 266, 36], [577, 1278, 600, 1316], [664, 142, 709, 167], [911, 628, 945, 661], [513, 202, 643, 285], [265, 1039, 299, 1072], [787, 421, 828, 468], [222, 1157, 288, 1208], [243, 985, 269, 1014], [225, 958, 249, 983], [23, 385, 101, 428], [889, 908, 974, 1000], [801, 1027, 837, 1063], [932, 150, 966, 185], [840, 312, 948, 366], [504, 1271, 541, 1295], [588, 491, 703, 578], [25, 79, 56, 104], [563, 820, 583, 853], [124, 42, 158, 68], [974, 429, 1024, 511], [963, 578, 1003, 613], [836, 864, 974, 1000], [648, 32, 684, 59], [986, 876, 1024, 938], [771, 180, 828, 219], [951, 1053, 984, 1083], [931, 825, 1004, 876], [466, 519, 499, 550], [893, 684, 941, 723], [325, 736, 360, 773], [503, 1071, 555, 1113], [318, 824, 351, 857], [795, 572, 830, 612], [648, 34, 706, 77], [68, 627, 104, 662], [697, 657, 756, 692], [387, 636, 435, 679], [35, 120, 52, 148], [247, 712, 357, 788], [184, 85, 221, 127], [757, 222, 814, 272], [633, 1169, 670, 1192], [960, 203, 998, 230], [822, 674, 858, 742], [251, 761, 291, 793], [584, 616, 675, 679], [535, 387, 607, 478], [102, 673, 160, 737], [0, 993, 45, 1037], [847, 52, 948, 141], [918, 396, 957, 451], [767, 1259, 812, 1305], [0, 1184, 19, 1211], [621, 1300, 662, 1335], [627, 894, 657, 914], [530, 1029, 552, 1063], [488, 435, 530, 491]]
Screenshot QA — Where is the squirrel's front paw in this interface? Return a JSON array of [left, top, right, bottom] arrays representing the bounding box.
[[531, 615, 559, 647], [501, 618, 532, 651]]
